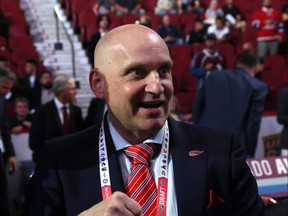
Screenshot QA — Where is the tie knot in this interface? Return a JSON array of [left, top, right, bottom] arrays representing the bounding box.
[[124, 143, 155, 165], [61, 106, 67, 111]]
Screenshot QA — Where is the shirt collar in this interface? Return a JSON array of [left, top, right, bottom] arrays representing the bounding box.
[[107, 113, 165, 151], [54, 97, 68, 110]]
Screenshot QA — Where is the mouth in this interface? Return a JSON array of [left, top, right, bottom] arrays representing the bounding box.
[[138, 101, 164, 109]]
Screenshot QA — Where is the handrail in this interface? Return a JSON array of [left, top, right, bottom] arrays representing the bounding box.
[[53, 4, 76, 79]]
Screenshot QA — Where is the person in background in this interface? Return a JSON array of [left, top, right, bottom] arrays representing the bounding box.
[[190, 33, 226, 90], [277, 86, 288, 156], [204, 0, 223, 26], [91, 0, 115, 16], [157, 14, 184, 48], [21, 59, 42, 111], [222, 0, 246, 32], [29, 75, 83, 164], [207, 15, 230, 43], [155, 0, 180, 15], [23, 24, 267, 216], [37, 71, 54, 105], [186, 18, 206, 45], [193, 50, 268, 158], [138, 14, 152, 28], [251, 0, 284, 60], [0, 66, 17, 175], [114, 0, 142, 16], [88, 15, 111, 67], [6, 97, 32, 134]]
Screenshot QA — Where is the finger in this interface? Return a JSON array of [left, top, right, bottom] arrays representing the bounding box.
[[122, 195, 142, 216]]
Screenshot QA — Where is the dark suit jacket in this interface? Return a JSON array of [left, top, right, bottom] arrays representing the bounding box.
[[193, 67, 268, 157], [29, 100, 83, 163], [277, 86, 288, 150], [84, 98, 106, 128], [22, 73, 42, 111], [0, 149, 11, 216], [0, 96, 15, 159], [23, 117, 267, 216]]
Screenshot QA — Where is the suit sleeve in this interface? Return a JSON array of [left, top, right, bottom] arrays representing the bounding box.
[[0, 149, 12, 215], [22, 141, 65, 215], [192, 82, 205, 124], [230, 134, 268, 216], [277, 87, 288, 127], [1, 122, 15, 157], [29, 108, 46, 162], [246, 83, 268, 156]]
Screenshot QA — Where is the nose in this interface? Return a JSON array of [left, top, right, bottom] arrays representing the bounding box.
[[145, 72, 164, 95]]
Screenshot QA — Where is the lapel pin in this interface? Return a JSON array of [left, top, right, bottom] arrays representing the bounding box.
[[189, 150, 204, 157]]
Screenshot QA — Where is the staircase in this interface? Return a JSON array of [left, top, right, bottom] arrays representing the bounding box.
[[20, 0, 94, 117]]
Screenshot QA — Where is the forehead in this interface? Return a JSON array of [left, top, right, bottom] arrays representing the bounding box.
[[112, 33, 169, 63]]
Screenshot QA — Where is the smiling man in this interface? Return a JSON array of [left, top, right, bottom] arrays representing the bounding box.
[[23, 25, 267, 216]]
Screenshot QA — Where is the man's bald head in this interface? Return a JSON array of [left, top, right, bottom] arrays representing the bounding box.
[[93, 24, 169, 73]]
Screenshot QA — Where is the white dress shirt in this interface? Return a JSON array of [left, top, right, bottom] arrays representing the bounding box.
[[107, 116, 178, 216], [54, 98, 69, 125]]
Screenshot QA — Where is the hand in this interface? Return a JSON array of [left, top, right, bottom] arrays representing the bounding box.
[[261, 196, 277, 207], [11, 126, 23, 134], [8, 156, 17, 175], [205, 63, 214, 71], [78, 192, 142, 216], [23, 121, 31, 128]]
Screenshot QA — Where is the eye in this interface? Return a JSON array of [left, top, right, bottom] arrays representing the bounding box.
[[129, 68, 147, 78], [158, 66, 171, 77]]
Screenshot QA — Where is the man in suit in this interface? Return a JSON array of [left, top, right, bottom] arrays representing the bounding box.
[[23, 25, 267, 215], [29, 74, 83, 164], [277, 86, 288, 156], [0, 66, 17, 174], [0, 149, 11, 216], [193, 50, 268, 158], [21, 59, 42, 112]]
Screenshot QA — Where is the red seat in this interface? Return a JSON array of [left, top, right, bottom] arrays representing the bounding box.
[[8, 25, 28, 37], [11, 47, 39, 65], [78, 11, 97, 43], [264, 55, 288, 70], [0, 47, 12, 61], [140, 0, 157, 13], [122, 13, 139, 25], [0, 37, 7, 47], [9, 35, 34, 50], [216, 43, 236, 69], [71, 0, 92, 30], [191, 43, 205, 55], [174, 92, 196, 114], [180, 13, 197, 36], [167, 14, 181, 33], [170, 45, 191, 60], [85, 25, 98, 43], [147, 13, 162, 31], [107, 13, 123, 29]]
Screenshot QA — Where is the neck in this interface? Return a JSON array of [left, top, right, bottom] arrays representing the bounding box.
[[109, 114, 156, 144]]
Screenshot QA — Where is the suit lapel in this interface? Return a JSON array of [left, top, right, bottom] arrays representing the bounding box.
[[104, 117, 126, 193], [51, 101, 63, 132], [169, 119, 207, 216]]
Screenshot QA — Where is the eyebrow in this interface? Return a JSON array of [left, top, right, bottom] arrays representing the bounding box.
[[123, 60, 173, 73]]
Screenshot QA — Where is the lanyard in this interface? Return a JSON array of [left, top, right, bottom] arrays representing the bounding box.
[[99, 120, 170, 216]]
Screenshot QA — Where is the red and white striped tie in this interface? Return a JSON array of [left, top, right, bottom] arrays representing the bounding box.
[[124, 143, 157, 216]]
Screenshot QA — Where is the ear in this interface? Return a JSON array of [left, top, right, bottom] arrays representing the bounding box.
[[89, 68, 105, 99]]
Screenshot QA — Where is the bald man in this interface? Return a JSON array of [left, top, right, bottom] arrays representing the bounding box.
[[23, 25, 267, 216]]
